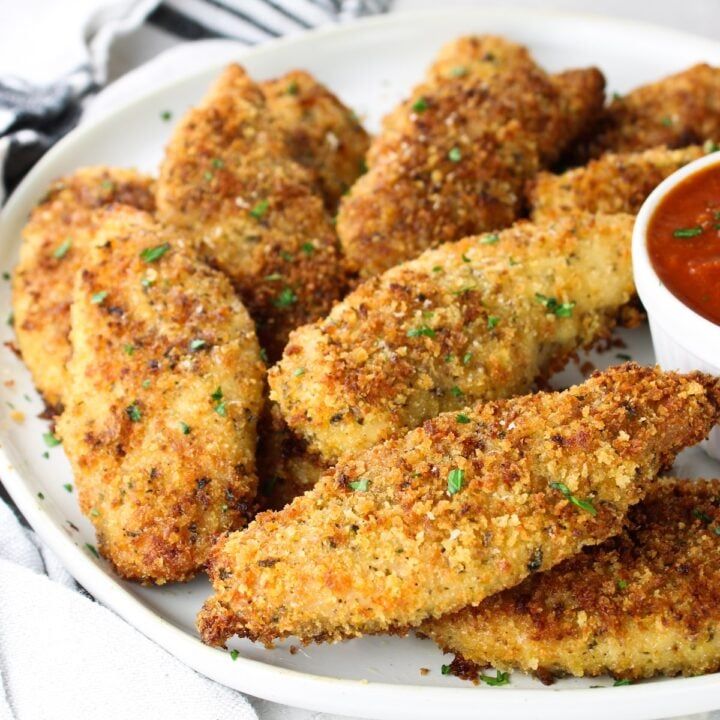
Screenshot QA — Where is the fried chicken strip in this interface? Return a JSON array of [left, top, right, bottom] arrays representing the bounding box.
[[270, 212, 635, 463], [261, 70, 370, 212], [12, 167, 155, 408], [197, 364, 720, 646], [56, 206, 264, 583], [586, 64, 720, 157], [530, 145, 704, 221], [156, 64, 346, 359], [423, 478, 720, 681], [337, 36, 605, 277]]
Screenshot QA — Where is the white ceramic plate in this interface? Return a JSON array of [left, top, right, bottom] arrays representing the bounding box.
[[2, 8, 720, 720]]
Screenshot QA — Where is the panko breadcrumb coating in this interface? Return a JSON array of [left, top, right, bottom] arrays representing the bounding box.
[[270, 212, 635, 463], [56, 207, 264, 584], [530, 145, 704, 221], [423, 478, 720, 681], [197, 364, 720, 646], [337, 35, 605, 278], [586, 64, 720, 157], [261, 70, 370, 212], [156, 64, 346, 360], [12, 167, 155, 408]]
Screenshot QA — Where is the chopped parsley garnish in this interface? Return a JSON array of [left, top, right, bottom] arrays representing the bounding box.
[[141, 276, 154, 289], [481, 233, 499, 245], [441, 664, 452, 675], [85, 543, 100, 559], [450, 65, 467, 77], [692, 508, 712, 524], [452, 284, 476, 296], [349, 478, 369, 491], [616, 579, 628, 591], [672, 226, 703, 238], [462, 352, 472, 365], [250, 199, 269, 219], [259, 348, 268, 363], [211, 387, 223, 401], [479, 671, 510, 687], [660, 116, 673, 127], [613, 679, 631, 686], [211, 157, 224, 169], [53, 239, 72, 259], [456, 414, 471, 424], [101, 179, 115, 191], [448, 147, 462, 163], [126, 403, 142, 422], [461, 253, 471, 263], [293, 367, 306, 377], [264, 273, 282, 282], [37, 492, 45, 499], [2, 271, 9, 280], [274, 287, 297, 308], [230, 649, 240, 661], [616, 353, 632, 361], [450, 385, 463, 398], [90, 508, 100, 517], [211, 387, 226, 416], [447, 468, 465, 495], [412, 97, 428, 113], [140, 243, 170, 263], [180, 421, 191, 435], [63, 483, 73, 493], [43, 432, 61, 448], [550, 481, 597, 516], [6, 311, 13, 327], [535, 293, 575, 317], [91, 290, 108, 305], [301, 242, 315, 255], [287, 80, 299, 95], [160, 110, 172, 121], [407, 325, 436, 338], [123, 344, 135, 356], [189, 338, 207, 352], [42, 452, 49, 459], [487, 315, 500, 329], [432, 265, 443, 273], [280, 250, 294, 262], [142, 379, 151, 389], [704, 139, 720, 154], [204, 171, 214, 182]]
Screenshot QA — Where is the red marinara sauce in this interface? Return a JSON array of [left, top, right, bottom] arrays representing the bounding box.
[[647, 162, 720, 326]]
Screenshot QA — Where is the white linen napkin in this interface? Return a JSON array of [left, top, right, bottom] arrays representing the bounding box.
[[0, 499, 258, 720]]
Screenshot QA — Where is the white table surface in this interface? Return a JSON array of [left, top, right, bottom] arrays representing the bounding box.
[[3, 1, 720, 718]]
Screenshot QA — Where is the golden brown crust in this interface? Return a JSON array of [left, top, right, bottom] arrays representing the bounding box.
[[156, 64, 346, 359], [424, 478, 720, 680], [12, 167, 155, 407], [530, 145, 704, 221], [261, 70, 370, 212], [56, 206, 265, 584], [337, 36, 605, 278], [270, 212, 636, 463], [197, 364, 720, 646], [585, 64, 720, 157]]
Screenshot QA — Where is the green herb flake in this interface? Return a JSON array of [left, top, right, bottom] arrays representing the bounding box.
[[2, 271, 9, 281], [461, 253, 471, 263], [180, 421, 191, 435], [259, 348, 268, 363], [407, 325, 436, 339], [349, 478, 369, 492], [441, 664, 452, 675], [230, 649, 240, 661], [123, 344, 135, 356], [479, 671, 510, 687], [63, 483, 73, 493], [189, 338, 207, 352], [141, 276, 154, 289], [90, 508, 100, 517], [211, 157, 224, 169], [53, 239, 72, 259], [661, 116, 673, 127], [140, 242, 171, 263], [280, 250, 294, 262], [101, 179, 115, 191], [450, 385, 463, 398], [693, 508, 712, 524], [535, 293, 575, 318], [293, 367, 306, 378], [462, 352, 472, 365], [450, 65, 467, 77], [211, 387, 223, 402], [616, 579, 628, 591], [432, 265, 443, 273], [456, 414, 471, 424], [215, 401, 227, 417], [550, 481, 597, 516], [204, 171, 214, 182], [673, 226, 703, 238], [250, 199, 269, 219], [126, 403, 142, 423], [447, 467, 465, 496], [481, 233, 499, 245], [142, 379, 151, 389], [91, 290, 108, 305], [704, 139, 720, 154], [274, 287, 298, 308], [287, 80, 299, 95], [85, 543, 100, 559], [264, 273, 282, 282], [487, 315, 500, 329], [616, 353, 632, 361], [42, 452, 49, 459], [160, 110, 172, 121], [412, 97, 428, 113], [301, 242, 315, 255], [6, 311, 13, 327], [448, 147, 462, 163], [613, 679, 632, 686], [43, 432, 61, 448]]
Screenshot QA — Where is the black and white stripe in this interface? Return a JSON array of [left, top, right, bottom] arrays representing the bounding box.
[[0, 0, 391, 203]]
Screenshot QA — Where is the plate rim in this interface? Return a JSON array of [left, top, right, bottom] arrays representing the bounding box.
[[3, 7, 720, 718]]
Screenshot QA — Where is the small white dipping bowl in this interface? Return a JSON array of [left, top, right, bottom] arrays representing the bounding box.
[[633, 150, 720, 462]]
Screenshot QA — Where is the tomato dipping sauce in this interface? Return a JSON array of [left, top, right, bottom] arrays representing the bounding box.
[[647, 161, 720, 326]]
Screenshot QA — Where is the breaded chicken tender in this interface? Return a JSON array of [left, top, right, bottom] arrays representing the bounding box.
[[337, 36, 605, 277], [197, 365, 720, 646], [270, 212, 635, 463], [424, 478, 720, 681], [56, 207, 264, 583], [261, 70, 370, 212], [530, 145, 703, 221], [587, 64, 720, 157], [156, 64, 345, 359], [12, 167, 155, 408]]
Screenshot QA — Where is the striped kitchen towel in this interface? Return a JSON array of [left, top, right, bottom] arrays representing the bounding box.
[[0, 0, 391, 204]]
